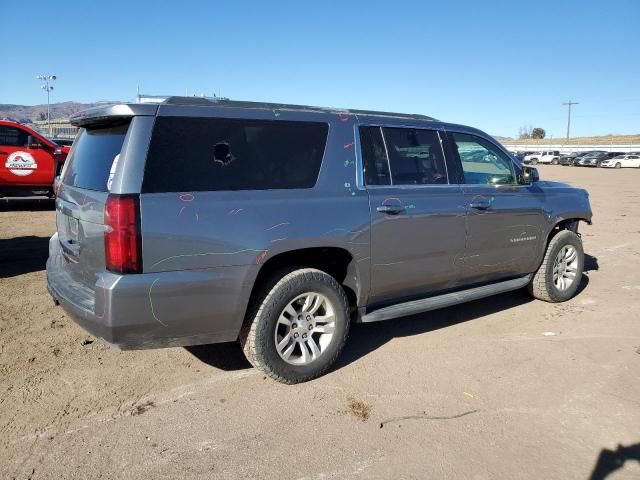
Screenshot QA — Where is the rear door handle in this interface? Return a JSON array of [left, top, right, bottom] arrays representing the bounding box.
[[377, 205, 406, 215], [469, 200, 491, 210]]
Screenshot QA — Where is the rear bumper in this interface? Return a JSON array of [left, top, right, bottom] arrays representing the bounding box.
[[46, 234, 257, 349]]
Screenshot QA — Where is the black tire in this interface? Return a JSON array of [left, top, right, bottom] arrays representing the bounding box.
[[529, 230, 584, 303], [551, 158, 559, 165], [240, 268, 350, 384], [615, 163, 621, 169], [530, 158, 539, 165]]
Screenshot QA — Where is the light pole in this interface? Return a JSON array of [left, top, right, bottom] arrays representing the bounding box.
[[37, 74, 56, 136]]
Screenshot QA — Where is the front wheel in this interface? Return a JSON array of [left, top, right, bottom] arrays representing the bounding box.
[[240, 268, 350, 384], [529, 230, 584, 302], [615, 163, 621, 169], [551, 158, 559, 165], [530, 158, 539, 165]]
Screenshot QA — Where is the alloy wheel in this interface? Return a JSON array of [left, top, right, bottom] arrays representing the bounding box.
[[553, 245, 579, 291], [274, 292, 336, 365]]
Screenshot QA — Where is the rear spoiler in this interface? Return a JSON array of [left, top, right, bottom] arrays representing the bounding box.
[[70, 104, 158, 128]]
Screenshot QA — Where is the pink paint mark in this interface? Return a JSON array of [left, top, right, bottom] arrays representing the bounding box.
[[179, 193, 195, 202], [382, 197, 402, 205], [270, 237, 288, 243], [343, 141, 355, 149], [256, 251, 268, 264], [338, 113, 349, 122], [267, 222, 289, 231]]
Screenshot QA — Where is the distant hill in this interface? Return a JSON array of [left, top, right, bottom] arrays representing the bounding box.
[[0, 101, 121, 124], [496, 134, 640, 146]]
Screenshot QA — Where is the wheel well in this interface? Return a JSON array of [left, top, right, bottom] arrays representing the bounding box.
[[252, 247, 359, 310], [548, 219, 581, 243]]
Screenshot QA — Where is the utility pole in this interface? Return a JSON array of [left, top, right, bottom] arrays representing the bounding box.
[[562, 100, 578, 142], [37, 74, 56, 136]]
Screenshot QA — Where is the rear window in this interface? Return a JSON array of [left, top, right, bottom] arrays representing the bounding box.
[[141, 117, 328, 192], [61, 123, 129, 192]]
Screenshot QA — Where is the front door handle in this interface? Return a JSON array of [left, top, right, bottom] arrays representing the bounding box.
[[377, 205, 406, 215], [469, 200, 491, 210]]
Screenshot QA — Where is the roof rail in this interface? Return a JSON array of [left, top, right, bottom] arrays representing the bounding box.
[[162, 96, 221, 106], [159, 97, 436, 120]]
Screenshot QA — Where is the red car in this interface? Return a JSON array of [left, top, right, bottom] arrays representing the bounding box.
[[0, 120, 71, 197]]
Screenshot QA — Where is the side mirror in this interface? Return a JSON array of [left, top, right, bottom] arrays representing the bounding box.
[[519, 166, 539, 185], [27, 135, 41, 149]]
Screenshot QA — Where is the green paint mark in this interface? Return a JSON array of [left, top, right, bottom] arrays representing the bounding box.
[[151, 249, 268, 269]]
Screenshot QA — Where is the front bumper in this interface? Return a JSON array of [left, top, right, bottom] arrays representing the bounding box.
[[46, 235, 256, 349]]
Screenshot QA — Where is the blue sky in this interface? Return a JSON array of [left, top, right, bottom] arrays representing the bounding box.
[[2, 0, 639, 137]]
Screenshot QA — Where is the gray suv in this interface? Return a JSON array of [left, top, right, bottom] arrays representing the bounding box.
[[47, 98, 593, 383]]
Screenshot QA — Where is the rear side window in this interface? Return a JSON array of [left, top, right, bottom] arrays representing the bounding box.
[[61, 123, 129, 191], [142, 117, 328, 192]]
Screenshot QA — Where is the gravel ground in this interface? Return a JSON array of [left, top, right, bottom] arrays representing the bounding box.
[[1, 166, 639, 479]]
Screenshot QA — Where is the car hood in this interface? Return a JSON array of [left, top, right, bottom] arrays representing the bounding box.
[[537, 180, 589, 195]]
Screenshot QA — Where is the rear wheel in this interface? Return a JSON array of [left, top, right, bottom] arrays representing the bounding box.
[[530, 158, 539, 165], [615, 163, 621, 169], [240, 268, 350, 384], [529, 230, 584, 303]]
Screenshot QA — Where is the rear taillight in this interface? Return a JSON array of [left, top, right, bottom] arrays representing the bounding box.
[[104, 194, 142, 274]]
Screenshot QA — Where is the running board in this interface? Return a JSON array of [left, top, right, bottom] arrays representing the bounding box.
[[361, 275, 531, 323]]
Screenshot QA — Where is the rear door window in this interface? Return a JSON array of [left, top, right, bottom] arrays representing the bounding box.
[[142, 117, 328, 192], [61, 123, 130, 191], [359, 126, 449, 186], [359, 126, 390, 185], [382, 128, 448, 185]]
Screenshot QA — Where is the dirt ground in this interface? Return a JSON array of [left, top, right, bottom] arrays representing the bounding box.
[[1, 166, 639, 480]]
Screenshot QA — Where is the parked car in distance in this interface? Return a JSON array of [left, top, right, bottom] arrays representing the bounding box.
[[571, 151, 605, 167], [523, 150, 560, 165], [46, 97, 593, 383], [601, 154, 640, 168], [575, 151, 619, 167], [0, 120, 70, 197], [558, 152, 584, 166]]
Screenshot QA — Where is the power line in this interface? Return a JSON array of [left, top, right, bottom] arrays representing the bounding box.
[[562, 100, 579, 142]]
